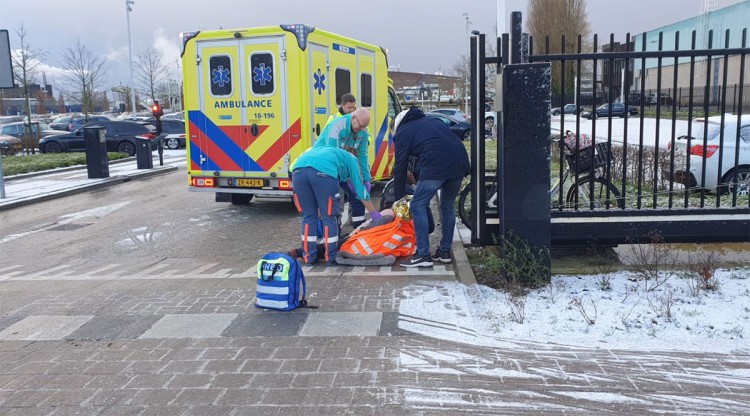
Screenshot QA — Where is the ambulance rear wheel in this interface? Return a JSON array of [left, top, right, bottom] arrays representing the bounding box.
[[230, 194, 253, 205]]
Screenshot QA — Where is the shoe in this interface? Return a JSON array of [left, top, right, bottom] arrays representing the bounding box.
[[326, 260, 339, 267], [400, 254, 433, 268], [431, 249, 452, 264]]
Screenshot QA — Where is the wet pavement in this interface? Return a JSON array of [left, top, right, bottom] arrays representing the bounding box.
[[1, 155, 749, 415]]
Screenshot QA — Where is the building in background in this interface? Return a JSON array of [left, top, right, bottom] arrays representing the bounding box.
[[631, 0, 750, 107], [388, 71, 462, 106]]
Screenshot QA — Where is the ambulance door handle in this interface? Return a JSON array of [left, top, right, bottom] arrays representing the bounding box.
[[251, 124, 259, 137], [315, 123, 321, 136]]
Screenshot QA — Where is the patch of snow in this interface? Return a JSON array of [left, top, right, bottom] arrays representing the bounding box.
[[397, 268, 750, 353]]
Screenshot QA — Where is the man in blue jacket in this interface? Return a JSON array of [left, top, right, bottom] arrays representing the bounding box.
[[392, 107, 470, 268]]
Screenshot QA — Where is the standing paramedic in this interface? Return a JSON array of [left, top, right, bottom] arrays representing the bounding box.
[[391, 107, 470, 268], [292, 146, 381, 266], [315, 104, 372, 228]]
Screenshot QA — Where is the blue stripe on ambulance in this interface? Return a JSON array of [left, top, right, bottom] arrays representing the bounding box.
[[188, 110, 264, 171]]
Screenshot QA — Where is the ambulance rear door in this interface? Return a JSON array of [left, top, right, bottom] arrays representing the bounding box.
[[239, 35, 290, 181], [193, 40, 247, 176]]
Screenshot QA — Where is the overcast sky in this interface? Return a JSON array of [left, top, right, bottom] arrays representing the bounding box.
[[0, 0, 747, 92]]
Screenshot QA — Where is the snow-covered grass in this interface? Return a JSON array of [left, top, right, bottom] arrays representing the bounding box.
[[397, 267, 750, 353]]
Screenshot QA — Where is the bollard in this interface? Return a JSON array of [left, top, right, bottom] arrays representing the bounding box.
[[135, 137, 153, 169], [84, 127, 110, 179]]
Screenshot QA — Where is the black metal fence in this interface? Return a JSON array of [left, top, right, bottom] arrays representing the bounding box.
[[530, 28, 750, 211]]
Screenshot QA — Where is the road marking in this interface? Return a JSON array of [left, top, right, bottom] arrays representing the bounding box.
[[0, 201, 132, 245], [83, 264, 122, 276], [0, 315, 94, 341], [139, 313, 238, 339]]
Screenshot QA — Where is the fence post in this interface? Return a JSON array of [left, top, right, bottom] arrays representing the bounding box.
[[501, 61, 552, 273]]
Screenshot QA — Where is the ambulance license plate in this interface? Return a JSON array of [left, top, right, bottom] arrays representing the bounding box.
[[235, 179, 264, 187]]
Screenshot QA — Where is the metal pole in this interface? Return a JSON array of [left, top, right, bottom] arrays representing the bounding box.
[[126, 0, 137, 115], [462, 12, 472, 115]]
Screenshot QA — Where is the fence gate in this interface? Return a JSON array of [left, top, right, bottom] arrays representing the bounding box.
[[469, 12, 750, 267]]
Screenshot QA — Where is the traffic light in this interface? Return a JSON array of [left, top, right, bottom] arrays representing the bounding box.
[[151, 100, 163, 120]]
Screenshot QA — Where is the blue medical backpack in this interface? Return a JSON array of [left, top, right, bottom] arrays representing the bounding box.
[[255, 252, 309, 311]]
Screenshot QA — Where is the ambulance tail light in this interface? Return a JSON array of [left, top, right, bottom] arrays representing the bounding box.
[[191, 177, 216, 187], [278, 179, 292, 190]]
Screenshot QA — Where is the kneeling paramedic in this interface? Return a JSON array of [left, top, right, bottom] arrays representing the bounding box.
[[292, 146, 380, 265]]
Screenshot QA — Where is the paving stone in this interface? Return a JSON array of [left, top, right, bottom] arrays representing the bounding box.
[[0, 315, 93, 341], [214, 388, 265, 406], [139, 313, 238, 339], [82, 361, 131, 375], [123, 374, 173, 389], [167, 373, 214, 389], [202, 359, 245, 374], [43, 389, 98, 406], [171, 388, 224, 405], [128, 389, 181, 406], [208, 373, 253, 388], [299, 312, 382, 337], [222, 313, 308, 337], [67, 315, 161, 341]]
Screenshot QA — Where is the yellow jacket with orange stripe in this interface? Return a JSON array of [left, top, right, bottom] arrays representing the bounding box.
[[339, 217, 415, 257]]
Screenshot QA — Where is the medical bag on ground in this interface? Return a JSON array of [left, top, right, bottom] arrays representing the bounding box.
[[255, 252, 310, 311]]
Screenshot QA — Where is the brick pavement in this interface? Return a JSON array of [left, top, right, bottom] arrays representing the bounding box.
[[1, 268, 749, 415]]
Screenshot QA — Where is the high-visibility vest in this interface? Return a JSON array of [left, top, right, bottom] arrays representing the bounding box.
[[340, 218, 416, 257]]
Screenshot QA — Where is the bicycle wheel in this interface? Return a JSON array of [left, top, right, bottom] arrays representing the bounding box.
[[457, 182, 498, 231], [379, 179, 395, 211], [565, 176, 624, 209]]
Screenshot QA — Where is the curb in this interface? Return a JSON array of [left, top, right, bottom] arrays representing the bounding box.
[[451, 220, 478, 284], [0, 166, 177, 211]]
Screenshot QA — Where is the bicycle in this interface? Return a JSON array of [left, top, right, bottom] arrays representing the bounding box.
[[457, 130, 625, 231]]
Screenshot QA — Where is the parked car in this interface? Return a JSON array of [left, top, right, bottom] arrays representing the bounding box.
[[0, 121, 62, 139], [67, 115, 112, 131], [0, 134, 23, 155], [0, 116, 24, 124], [428, 108, 468, 122], [669, 114, 750, 195], [550, 104, 579, 116], [48, 114, 81, 130], [582, 103, 638, 119], [424, 113, 472, 141], [147, 120, 187, 149], [38, 120, 154, 156], [161, 111, 184, 121]]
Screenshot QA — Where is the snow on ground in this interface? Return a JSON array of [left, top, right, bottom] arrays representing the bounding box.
[[397, 267, 750, 353]]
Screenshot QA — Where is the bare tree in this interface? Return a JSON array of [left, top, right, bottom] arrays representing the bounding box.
[[11, 24, 46, 153], [34, 89, 47, 114], [134, 46, 169, 101], [60, 40, 108, 117], [527, 0, 591, 95]]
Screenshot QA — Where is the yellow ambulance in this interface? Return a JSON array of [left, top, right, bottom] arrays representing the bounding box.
[[180, 24, 402, 204]]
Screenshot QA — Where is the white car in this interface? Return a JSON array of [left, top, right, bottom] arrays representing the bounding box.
[[670, 114, 750, 195]]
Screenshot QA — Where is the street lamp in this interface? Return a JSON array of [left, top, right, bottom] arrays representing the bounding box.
[[125, 0, 136, 115]]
